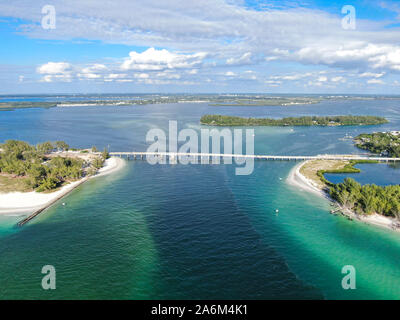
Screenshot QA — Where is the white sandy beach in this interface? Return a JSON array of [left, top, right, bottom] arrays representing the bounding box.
[[95, 156, 126, 177], [287, 160, 400, 232], [0, 157, 126, 216], [286, 161, 328, 199]]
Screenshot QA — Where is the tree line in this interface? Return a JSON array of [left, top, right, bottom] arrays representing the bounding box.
[[0, 140, 107, 192], [354, 132, 400, 158], [200, 115, 388, 126], [330, 178, 400, 218]]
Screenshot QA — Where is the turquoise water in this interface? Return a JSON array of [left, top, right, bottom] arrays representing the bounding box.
[[1, 97, 400, 299]]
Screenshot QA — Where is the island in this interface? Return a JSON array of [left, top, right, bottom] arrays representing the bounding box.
[[208, 96, 322, 106], [200, 115, 389, 126], [0, 102, 57, 111], [354, 131, 400, 157], [0, 95, 321, 110], [2, 94, 399, 111], [288, 157, 400, 231], [0, 140, 125, 222]]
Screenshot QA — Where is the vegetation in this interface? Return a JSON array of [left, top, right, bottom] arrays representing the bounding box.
[[0, 102, 57, 111], [0, 175, 31, 193], [0, 140, 106, 192], [306, 159, 400, 218], [354, 132, 400, 157], [1, 95, 397, 112], [209, 97, 322, 106], [55, 141, 69, 151], [200, 115, 388, 126], [102, 147, 110, 160], [330, 178, 400, 218], [317, 160, 378, 187]]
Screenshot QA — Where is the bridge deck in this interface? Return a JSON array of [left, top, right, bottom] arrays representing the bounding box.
[[109, 152, 400, 162]]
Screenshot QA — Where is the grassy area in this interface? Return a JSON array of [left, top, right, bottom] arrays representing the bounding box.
[[0, 175, 32, 193], [300, 159, 379, 189], [300, 160, 350, 189]]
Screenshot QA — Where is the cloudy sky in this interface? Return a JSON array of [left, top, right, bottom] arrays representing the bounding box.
[[2, 0, 400, 94]]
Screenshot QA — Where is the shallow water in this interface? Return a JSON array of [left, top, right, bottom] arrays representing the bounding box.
[[325, 163, 400, 186]]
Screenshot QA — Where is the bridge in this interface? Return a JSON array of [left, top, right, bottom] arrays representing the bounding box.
[[109, 152, 400, 162]]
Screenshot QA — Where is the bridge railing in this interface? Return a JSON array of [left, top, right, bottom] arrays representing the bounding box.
[[108, 152, 400, 162]]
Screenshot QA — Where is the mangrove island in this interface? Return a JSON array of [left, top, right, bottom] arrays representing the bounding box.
[[200, 115, 388, 126]]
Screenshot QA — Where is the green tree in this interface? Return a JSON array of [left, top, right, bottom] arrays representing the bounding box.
[[37, 141, 54, 154], [102, 147, 110, 160], [55, 141, 69, 152]]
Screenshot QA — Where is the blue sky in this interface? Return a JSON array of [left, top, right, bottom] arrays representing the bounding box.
[[2, 0, 400, 94]]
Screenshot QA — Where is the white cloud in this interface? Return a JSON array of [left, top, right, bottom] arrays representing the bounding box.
[[367, 79, 384, 84], [78, 64, 108, 80], [105, 73, 128, 80], [121, 48, 207, 71], [270, 72, 313, 81], [37, 62, 72, 82], [226, 52, 252, 65], [225, 71, 236, 76], [331, 76, 345, 83], [265, 80, 281, 86], [6, 1, 400, 75], [359, 72, 385, 78], [13, 0, 400, 90], [37, 62, 71, 75], [134, 73, 150, 79]]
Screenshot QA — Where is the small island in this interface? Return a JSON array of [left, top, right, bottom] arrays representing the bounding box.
[[0, 102, 57, 111], [0, 140, 109, 193], [354, 131, 400, 157], [289, 158, 400, 231], [0, 140, 125, 222], [208, 97, 322, 106], [200, 115, 388, 126]]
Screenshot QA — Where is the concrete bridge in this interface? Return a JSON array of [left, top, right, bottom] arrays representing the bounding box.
[[109, 151, 400, 162]]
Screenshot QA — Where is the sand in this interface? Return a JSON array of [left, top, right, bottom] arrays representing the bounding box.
[[286, 160, 400, 232], [0, 157, 126, 216]]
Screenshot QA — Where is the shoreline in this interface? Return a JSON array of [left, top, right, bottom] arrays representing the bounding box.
[[287, 160, 400, 233], [0, 157, 126, 217]]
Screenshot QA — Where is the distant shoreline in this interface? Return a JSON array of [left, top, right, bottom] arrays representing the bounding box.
[[0, 157, 126, 217], [287, 160, 400, 233], [200, 114, 388, 127]]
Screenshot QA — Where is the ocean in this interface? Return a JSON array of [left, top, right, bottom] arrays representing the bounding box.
[[0, 96, 400, 299]]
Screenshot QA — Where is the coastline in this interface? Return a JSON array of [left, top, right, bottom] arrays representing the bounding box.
[[286, 161, 329, 200], [287, 160, 400, 232], [0, 157, 126, 216]]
